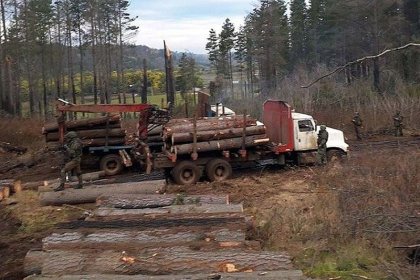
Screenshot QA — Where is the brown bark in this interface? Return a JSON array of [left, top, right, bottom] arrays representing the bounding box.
[[45, 128, 126, 142], [25, 270, 304, 280], [91, 204, 243, 218], [11, 180, 22, 193], [172, 135, 269, 155], [39, 180, 166, 206], [1, 186, 10, 198], [96, 194, 229, 209], [148, 125, 163, 135], [24, 250, 46, 276], [43, 114, 120, 133], [42, 228, 248, 251], [41, 248, 292, 275], [170, 125, 266, 144], [164, 115, 257, 136], [60, 213, 245, 230]]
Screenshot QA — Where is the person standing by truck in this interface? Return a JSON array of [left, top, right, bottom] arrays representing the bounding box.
[[54, 131, 83, 191], [317, 125, 329, 165], [351, 112, 363, 140], [393, 111, 403, 137]]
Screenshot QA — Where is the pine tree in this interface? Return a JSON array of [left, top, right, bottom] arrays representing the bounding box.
[[289, 0, 307, 67]]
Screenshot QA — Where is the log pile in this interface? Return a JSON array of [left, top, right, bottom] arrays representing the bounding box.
[[0, 179, 22, 202], [162, 115, 268, 157], [24, 191, 303, 279], [43, 114, 126, 148]]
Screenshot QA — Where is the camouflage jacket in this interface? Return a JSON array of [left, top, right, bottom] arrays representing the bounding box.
[[65, 138, 82, 161], [352, 115, 362, 126], [393, 115, 403, 127], [317, 130, 329, 147]]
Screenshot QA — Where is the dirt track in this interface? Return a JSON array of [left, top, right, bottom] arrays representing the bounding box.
[[1, 135, 419, 279]]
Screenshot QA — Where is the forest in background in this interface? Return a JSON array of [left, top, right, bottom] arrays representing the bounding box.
[[206, 0, 420, 130], [0, 0, 207, 118]]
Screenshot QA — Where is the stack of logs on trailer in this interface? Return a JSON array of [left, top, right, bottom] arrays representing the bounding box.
[[42, 114, 126, 149], [24, 192, 304, 279], [162, 115, 268, 158]]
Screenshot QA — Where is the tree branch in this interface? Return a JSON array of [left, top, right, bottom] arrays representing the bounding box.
[[301, 43, 420, 88]]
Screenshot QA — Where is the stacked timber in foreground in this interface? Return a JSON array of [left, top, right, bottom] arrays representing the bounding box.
[[24, 192, 306, 279], [162, 115, 268, 157], [43, 114, 126, 148]]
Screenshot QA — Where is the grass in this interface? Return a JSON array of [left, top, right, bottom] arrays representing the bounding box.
[[253, 149, 420, 280]]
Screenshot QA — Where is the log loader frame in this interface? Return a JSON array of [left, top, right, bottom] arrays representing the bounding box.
[[55, 99, 170, 175]]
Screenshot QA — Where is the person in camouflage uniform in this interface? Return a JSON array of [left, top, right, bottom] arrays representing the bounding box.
[[54, 131, 83, 191], [351, 112, 363, 140], [317, 125, 329, 165], [393, 111, 403, 137]]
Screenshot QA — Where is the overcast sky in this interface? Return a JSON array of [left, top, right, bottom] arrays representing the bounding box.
[[131, 0, 255, 54]]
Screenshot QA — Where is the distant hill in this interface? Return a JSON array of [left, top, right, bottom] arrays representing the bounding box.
[[124, 45, 210, 71]]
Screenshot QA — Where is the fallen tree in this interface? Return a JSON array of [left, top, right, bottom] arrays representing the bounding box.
[[163, 115, 257, 136], [39, 180, 166, 206], [42, 226, 247, 251], [40, 248, 292, 275], [59, 213, 245, 230], [45, 128, 126, 142], [172, 135, 269, 155], [96, 194, 229, 209], [91, 204, 243, 218], [169, 125, 266, 144], [24, 270, 305, 280], [43, 115, 121, 133]]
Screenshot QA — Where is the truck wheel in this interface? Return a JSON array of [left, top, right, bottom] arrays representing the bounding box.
[[327, 149, 346, 162], [171, 161, 200, 185], [100, 154, 123, 176], [206, 159, 232, 182]]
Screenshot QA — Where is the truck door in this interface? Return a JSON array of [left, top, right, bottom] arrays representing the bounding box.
[[294, 119, 317, 151]]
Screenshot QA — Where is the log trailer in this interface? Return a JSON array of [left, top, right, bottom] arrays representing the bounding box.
[[53, 100, 348, 184]]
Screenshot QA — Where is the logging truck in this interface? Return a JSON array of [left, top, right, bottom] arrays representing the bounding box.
[[47, 100, 348, 184], [148, 100, 349, 184]]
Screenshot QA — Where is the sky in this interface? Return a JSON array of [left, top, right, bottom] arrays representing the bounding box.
[[130, 0, 256, 54]]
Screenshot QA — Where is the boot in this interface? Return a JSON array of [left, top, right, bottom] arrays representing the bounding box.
[[54, 183, 65, 192]]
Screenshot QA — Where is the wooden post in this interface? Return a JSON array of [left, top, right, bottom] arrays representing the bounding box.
[[141, 58, 148, 104]]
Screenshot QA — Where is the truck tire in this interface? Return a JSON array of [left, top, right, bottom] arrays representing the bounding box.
[[171, 161, 200, 185], [100, 154, 123, 176], [206, 159, 232, 182], [327, 149, 346, 162]]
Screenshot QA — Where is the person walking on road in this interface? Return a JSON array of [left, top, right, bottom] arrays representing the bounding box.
[[317, 125, 329, 165], [351, 112, 363, 140], [393, 111, 403, 137], [54, 131, 83, 191]]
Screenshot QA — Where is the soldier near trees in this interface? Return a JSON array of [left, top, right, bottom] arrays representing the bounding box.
[[54, 131, 83, 192], [393, 111, 403, 137], [317, 125, 329, 165], [351, 112, 363, 140]]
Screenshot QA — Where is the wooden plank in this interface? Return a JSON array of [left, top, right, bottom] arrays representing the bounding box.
[[97, 194, 229, 209]]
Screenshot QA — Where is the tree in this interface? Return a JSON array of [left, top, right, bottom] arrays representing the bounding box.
[[289, 0, 307, 67]]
